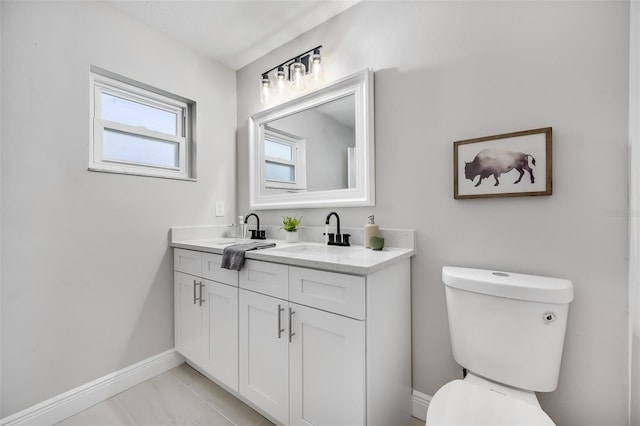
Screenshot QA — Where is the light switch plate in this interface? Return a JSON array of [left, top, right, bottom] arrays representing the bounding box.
[[215, 201, 225, 217]]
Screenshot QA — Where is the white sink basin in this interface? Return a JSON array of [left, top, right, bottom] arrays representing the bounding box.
[[196, 238, 243, 246], [269, 244, 366, 255]]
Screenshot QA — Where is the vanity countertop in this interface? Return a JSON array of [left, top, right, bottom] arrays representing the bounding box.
[[170, 238, 415, 275]]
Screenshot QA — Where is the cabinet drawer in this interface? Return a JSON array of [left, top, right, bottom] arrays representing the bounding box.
[[239, 260, 288, 300], [202, 253, 238, 286], [289, 267, 365, 320], [174, 249, 202, 276]]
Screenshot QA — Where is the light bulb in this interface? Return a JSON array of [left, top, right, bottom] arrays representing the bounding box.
[[290, 58, 306, 92], [260, 74, 271, 104], [275, 67, 287, 98], [308, 49, 324, 85]]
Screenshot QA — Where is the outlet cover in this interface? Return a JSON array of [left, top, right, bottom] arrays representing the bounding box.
[[215, 201, 225, 217]]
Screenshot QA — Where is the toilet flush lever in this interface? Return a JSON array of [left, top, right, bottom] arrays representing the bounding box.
[[542, 311, 556, 323]]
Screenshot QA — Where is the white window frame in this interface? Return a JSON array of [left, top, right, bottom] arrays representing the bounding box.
[[89, 70, 195, 180], [263, 126, 307, 191]]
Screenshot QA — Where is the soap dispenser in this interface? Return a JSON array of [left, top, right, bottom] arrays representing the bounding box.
[[238, 216, 245, 239], [364, 215, 379, 248]]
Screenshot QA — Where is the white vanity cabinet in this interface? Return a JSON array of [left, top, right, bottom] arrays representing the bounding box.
[[173, 246, 412, 426], [173, 248, 239, 391], [237, 258, 410, 426]]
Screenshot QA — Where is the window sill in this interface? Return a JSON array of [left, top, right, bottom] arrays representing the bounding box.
[[88, 167, 197, 182]]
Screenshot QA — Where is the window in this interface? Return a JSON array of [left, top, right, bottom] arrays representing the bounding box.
[[89, 69, 195, 180], [263, 127, 306, 190]]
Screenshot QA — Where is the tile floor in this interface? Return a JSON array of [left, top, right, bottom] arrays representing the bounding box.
[[56, 363, 271, 426], [56, 363, 425, 426]]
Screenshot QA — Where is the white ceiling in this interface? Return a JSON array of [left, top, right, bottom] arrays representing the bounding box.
[[106, 0, 360, 70]]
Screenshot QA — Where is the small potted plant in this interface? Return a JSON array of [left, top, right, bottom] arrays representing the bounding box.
[[281, 216, 302, 243]]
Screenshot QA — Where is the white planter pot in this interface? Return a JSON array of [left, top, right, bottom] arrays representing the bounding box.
[[285, 231, 299, 243]]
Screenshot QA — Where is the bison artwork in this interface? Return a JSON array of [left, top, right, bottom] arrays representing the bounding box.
[[464, 149, 536, 187]]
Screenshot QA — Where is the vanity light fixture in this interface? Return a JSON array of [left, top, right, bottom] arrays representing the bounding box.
[[259, 45, 324, 104]]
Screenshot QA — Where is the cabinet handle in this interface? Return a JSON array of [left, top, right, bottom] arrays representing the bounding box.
[[198, 281, 205, 307], [193, 280, 198, 305], [277, 304, 285, 339], [289, 307, 296, 342]]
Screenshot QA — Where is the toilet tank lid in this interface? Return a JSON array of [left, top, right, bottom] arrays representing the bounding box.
[[443, 266, 574, 304]]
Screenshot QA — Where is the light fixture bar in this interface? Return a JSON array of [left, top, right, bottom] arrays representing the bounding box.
[[260, 45, 324, 104], [261, 45, 323, 77]]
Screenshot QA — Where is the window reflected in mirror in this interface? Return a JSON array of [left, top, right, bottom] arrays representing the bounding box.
[[265, 95, 355, 193], [264, 127, 307, 191]]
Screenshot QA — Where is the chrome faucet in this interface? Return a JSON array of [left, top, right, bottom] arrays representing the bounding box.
[[245, 213, 266, 240], [325, 211, 351, 246]]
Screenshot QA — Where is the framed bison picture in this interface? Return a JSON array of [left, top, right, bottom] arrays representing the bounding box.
[[453, 127, 552, 199]]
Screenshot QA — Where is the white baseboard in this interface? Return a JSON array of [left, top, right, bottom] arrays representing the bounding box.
[[0, 349, 185, 426], [412, 390, 431, 422]]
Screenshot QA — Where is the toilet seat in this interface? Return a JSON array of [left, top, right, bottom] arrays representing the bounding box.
[[426, 379, 555, 426]]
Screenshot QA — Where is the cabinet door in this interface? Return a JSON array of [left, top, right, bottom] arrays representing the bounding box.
[[174, 271, 205, 364], [239, 260, 288, 299], [289, 267, 365, 319], [202, 279, 239, 392], [239, 289, 289, 425], [174, 249, 202, 276], [202, 253, 238, 286], [289, 303, 366, 426]]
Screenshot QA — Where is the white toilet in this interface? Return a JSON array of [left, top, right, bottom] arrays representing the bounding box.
[[426, 266, 574, 426]]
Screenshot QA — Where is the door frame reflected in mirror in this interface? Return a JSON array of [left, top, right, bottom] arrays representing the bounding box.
[[249, 69, 375, 210]]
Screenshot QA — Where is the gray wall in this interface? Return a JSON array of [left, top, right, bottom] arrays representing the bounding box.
[[237, 2, 630, 424], [0, 1, 236, 417], [630, 1, 639, 424]]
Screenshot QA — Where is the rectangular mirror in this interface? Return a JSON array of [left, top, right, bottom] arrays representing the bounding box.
[[249, 69, 374, 209]]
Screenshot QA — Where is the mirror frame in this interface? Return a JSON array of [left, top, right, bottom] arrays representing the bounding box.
[[249, 69, 374, 210]]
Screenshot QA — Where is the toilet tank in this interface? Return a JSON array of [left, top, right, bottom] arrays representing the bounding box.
[[442, 266, 573, 392]]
